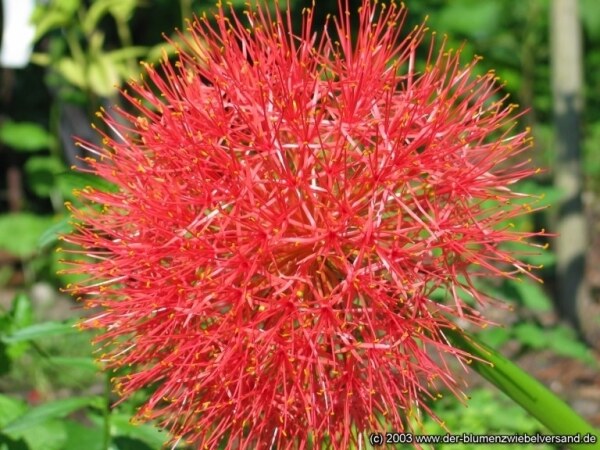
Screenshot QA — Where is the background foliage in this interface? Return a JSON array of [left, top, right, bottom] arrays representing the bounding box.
[[0, 0, 598, 449]]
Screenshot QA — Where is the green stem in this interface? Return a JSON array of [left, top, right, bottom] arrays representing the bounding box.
[[447, 329, 600, 449], [180, 0, 192, 27]]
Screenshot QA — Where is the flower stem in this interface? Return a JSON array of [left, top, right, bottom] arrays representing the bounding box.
[[447, 329, 600, 449]]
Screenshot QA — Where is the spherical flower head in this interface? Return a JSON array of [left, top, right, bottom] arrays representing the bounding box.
[[63, 0, 544, 448]]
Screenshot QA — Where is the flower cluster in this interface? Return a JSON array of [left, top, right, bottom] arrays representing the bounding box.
[[64, 1, 543, 448]]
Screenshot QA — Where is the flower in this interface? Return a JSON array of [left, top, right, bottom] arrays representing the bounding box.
[[63, 0, 543, 448]]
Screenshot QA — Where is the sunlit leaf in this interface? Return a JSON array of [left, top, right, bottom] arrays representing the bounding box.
[[0, 214, 55, 258], [2, 397, 103, 434], [0, 395, 27, 428], [513, 280, 553, 312], [87, 54, 121, 97], [56, 58, 87, 90], [0, 122, 51, 152], [1, 320, 78, 344], [12, 421, 67, 450], [38, 216, 73, 249], [513, 322, 546, 348], [62, 421, 104, 450], [46, 356, 99, 372], [109, 414, 167, 448]]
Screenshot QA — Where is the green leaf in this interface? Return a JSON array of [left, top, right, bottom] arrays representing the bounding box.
[[57, 171, 118, 195], [0, 214, 55, 258], [24, 157, 67, 198], [63, 421, 104, 450], [1, 320, 78, 344], [0, 433, 29, 450], [110, 414, 167, 448], [0, 122, 51, 152], [3, 293, 35, 360], [9, 293, 34, 330], [106, 47, 149, 62], [2, 396, 103, 434], [500, 240, 556, 269], [47, 356, 99, 372], [546, 326, 595, 364], [113, 437, 153, 450], [31, 0, 79, 41], [0, 395, 27, 428], [514, 180, 562, 208], [497, 67, 522, 93], [30, 52, 51, 66], [0, 342, 11, 376], [513, 280, 553, 312], [477, 326, 511, 348], [523, 249, 556, 268], [107, 0, 137, 22], [56, 58, 87, 90], [513, 322, 547, 349], [13, 421, 67, 450], [581, 0, 600, 40], [433, 0, 502, 39], [32, 9, 71, 40], [81, 1, 111, 36], [38, 216, 72, 249], [82, 0, 136, 36], [55, 0, 81, 16], [88, 54, 121, 97]]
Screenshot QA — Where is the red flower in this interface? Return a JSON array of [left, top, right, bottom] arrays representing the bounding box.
[[63, 1, 543, 448]]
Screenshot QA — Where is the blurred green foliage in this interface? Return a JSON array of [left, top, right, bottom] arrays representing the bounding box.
[[416, 389, 554, 450], [0, 0, 599, 449]]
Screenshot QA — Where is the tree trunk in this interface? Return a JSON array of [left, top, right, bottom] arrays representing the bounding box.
[[550, 0, 599, 344]]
